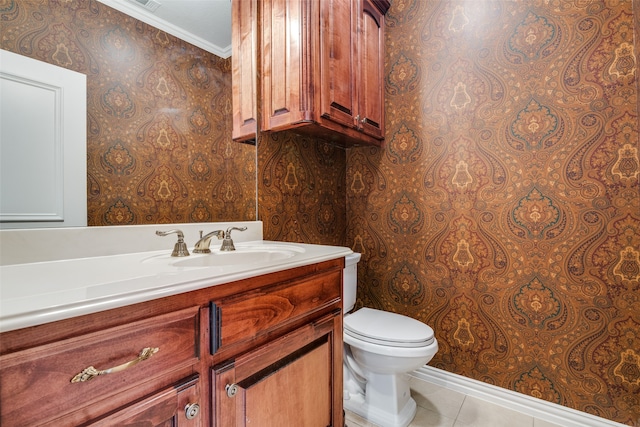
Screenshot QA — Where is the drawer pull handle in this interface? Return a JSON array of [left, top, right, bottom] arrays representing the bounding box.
[[226, 383, 239, 397], [70, 347, 159, 383]]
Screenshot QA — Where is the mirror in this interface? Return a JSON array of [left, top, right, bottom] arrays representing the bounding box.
[[0, 0, 257, 229], [97, 0, 233, 59]]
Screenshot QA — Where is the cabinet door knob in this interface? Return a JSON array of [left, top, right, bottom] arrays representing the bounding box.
[[226, 383, 239, 397], [184, 402, 200, 419]]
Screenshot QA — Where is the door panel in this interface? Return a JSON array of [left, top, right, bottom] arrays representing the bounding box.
[[212, 311, 341, 427], [243, 343, 330, 427], [359, 1, 385, 138], [320, 0, 357, 129]]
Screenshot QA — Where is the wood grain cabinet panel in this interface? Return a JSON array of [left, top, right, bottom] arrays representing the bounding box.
[[231, 0, 258, 142], [318, 0, 359, 131], [212, 311, 342, 427], [211, 269, 341, 354], [88, 375, 201, 427], [358, 0, 387, 139], [233, 0, 390, 146], [0, 306, 200, 427]]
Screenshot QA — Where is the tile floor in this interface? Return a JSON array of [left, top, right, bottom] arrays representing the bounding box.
[[345, 375, 564, 427]]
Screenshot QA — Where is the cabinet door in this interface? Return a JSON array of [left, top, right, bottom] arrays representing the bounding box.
[[88, 375, 201, 427], [231, 0, 258, 141], [358, 0, 386, 139], [261, 0, 310, 131], [319, 0, 358, 130], [212, 311, 342, 427]]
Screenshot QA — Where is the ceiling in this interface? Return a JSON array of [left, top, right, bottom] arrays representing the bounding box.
[[97, 0, 232, 58]]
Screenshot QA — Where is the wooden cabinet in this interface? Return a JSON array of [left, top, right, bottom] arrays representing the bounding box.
[[209, 267, 343, 426], [210, 268, 341, 355], [314, 0, 387, 141], [357, 0, 388, 139], [231, 0, 258, 142], [0, 258, 344, 427], [233, 0, 390, 146], [0, 306, 201, 426], [212, 312, 342, 427], [89, 375, 201, 427]]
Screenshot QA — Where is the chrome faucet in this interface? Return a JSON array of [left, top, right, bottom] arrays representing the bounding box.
[[193, 230, 225, 254], [220, 226, 248, 251]]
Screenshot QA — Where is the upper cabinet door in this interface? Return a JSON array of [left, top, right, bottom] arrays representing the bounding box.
[[358, 0, 386, 139], [319, 0, 358, 130], [261, 0, 309, 131], [231, 0, 258, 142]]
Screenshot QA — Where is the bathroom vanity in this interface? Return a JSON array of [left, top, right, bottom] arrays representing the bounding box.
[[0, 223, 350, 426]]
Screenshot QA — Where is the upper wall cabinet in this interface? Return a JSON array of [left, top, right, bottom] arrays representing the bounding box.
[[232, 0, 390, 146], [231, 0, 258, 142]]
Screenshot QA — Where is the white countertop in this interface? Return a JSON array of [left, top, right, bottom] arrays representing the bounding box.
[[0, 223, 351, 332]]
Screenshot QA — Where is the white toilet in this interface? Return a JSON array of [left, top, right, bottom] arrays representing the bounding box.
[[342, 253, 438, 427]]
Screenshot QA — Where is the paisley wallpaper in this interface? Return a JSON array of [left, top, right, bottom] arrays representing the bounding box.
[[258, 130, 346, 246], [346, 0, 640, 424], [1, 0, 256, 225], [2, 0, 639, 425]]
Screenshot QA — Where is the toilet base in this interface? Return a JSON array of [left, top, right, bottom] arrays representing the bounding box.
[[343, 372, 417, 427], [344, 391, 416, 427]]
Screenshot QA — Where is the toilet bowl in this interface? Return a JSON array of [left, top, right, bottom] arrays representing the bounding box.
[[343, 253, 438, 427]]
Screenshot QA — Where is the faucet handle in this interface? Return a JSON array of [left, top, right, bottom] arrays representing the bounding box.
[[155, 229, 190, 257], [220, 226, 248, 251], [225, 226, 248, 238]]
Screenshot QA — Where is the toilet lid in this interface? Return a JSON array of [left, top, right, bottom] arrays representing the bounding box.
[[344, 308, 435, 348]]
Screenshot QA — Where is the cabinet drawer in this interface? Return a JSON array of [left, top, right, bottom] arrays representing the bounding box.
[[212, 269, 341, 353], [88, 375, 201, 427], [0, 306, 200, 427]]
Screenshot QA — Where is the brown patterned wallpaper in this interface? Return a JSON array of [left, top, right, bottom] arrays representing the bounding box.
[[346, 0, 640, 424], [1, 0, 256, 225], [3, 0, 639, 424], [258, 130, 346, 246]]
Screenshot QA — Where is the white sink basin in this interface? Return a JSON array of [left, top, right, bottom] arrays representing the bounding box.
[[173, 249, 296, 267], [141, 243, 305, 268]]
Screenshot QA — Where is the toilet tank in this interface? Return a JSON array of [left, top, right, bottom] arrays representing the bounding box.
[[343, 252, 361, 313]]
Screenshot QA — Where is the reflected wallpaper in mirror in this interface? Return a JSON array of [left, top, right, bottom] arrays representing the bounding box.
[[1, 1, 256, 225]]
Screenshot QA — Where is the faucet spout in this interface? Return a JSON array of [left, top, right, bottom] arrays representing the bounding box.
[[193, 230, 224, 254]]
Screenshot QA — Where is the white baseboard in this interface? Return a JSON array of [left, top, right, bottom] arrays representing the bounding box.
[[412, 366, 630, 427]]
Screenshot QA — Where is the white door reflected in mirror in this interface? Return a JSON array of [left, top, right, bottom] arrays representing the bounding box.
[[0, 50, 87, 228]]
